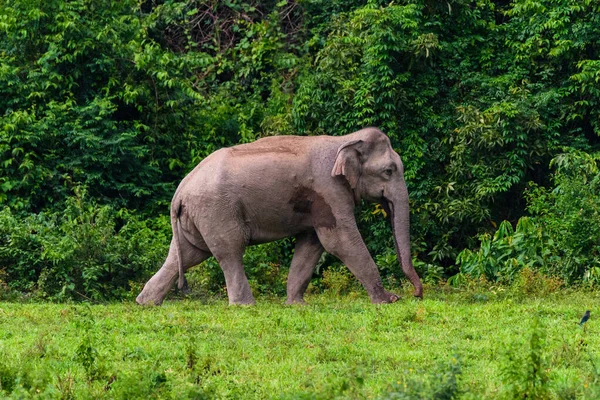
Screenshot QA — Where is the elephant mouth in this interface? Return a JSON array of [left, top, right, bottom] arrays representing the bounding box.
[[380, 197, 393, 222], [380, 196, 401, 260]]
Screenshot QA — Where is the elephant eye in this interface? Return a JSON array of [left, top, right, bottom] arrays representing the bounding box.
[[384, 168, 393, 176]]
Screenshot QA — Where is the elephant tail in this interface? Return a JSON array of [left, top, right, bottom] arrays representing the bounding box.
[[171, 197, 186, 291]]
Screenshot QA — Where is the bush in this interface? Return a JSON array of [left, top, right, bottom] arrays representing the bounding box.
[[321, 266, 356, 296], [0, 189, 170, 300], [509, 268, 563, 298], [452, 218, 548, 285], [186, 240, 293, 298], [527, 150, 600, 284], [453, 149, 600, 287]]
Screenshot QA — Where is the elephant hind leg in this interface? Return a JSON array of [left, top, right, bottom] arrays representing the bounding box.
[[286, 231, 324, 304], [214, 253, 255, 305], [207, 238, 254, 305], [194, 210, 255, 305], [136, 237, 211, 306]]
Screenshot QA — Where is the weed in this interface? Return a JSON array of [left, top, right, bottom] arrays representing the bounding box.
[[501, 316, 550, 399], [186, 341, 197, 371], [380, 356, 462, 399], [27, 332, 49, 359], [0, 361, 16, 393], [510, 268, 564, 297], [321, 267, 356, 296], [74, 305, 104, 381], [104, 374, 117, 392], [55, 371, 75, 400]]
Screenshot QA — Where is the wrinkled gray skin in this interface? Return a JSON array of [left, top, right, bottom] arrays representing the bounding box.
[[136, 128, 423, 305]]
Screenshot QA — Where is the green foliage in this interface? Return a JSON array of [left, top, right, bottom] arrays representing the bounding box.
[[509, 268, 564, 298], [321, 266, 356, 296], [0, 188, 170, 300], [292, 2, 425, 134], [453, 218, 548, 284], [188, 240, 293, 298], [454, 148, 600, 286], [527, 150, 600, 284], [380, 357, 461, 400], [74, 306, 104, 381], [501, 316, 550, 399], [1, 0, 179, 212], [244, 241, 293, 296], [2, 0, 600, 297]]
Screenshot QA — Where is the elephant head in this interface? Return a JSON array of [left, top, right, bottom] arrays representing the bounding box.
[[332, 130, 423, 298]]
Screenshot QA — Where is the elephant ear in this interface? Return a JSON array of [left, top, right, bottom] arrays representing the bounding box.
[[331, 140, 363, 189]]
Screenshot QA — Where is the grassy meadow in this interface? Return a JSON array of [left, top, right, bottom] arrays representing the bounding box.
[[1, 287, 599, 399]]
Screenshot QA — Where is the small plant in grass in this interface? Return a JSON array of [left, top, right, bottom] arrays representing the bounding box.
[[501, 316, 550, 399], [74, 306, 104, 382], [321, 266, 356, 296], [380, 357, 462, 399], [510, 268, 564, 297], [0, 361, 17, 394], [55, 371, 75, 400]]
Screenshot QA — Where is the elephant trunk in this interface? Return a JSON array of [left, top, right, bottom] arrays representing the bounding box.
[[383, 181, 423, 298]]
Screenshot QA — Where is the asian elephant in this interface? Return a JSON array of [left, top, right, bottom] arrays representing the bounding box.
[[136, 127, 423, 306]]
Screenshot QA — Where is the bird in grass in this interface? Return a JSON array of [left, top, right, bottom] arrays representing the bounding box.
[[579, 310, 590, 326]]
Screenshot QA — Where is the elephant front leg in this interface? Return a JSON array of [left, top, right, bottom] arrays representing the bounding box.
[[286, 231, 324, 304], [315, 225, 398, 304]]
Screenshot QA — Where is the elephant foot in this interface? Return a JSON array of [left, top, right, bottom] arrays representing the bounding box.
[[136, 291, 165, 306], [413, 285, 424, 299], [285, 298, 307, 305], [136, 264, 179, 306], [227, 289, 256, 306], [371, 292, 400, 304], [136, 283, 172, 306], [136, 276, 174, 306], [229, 299, 256, 306]]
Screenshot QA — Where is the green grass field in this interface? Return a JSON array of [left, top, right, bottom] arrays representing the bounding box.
[[0, 288, 599, 399]]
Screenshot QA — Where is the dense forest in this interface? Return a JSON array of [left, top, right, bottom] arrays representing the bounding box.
[[1, 0, 599, 300]]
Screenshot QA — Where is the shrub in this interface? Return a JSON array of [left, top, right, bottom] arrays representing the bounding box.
[[74, 306, 104, 381], [453, 149, 600, 286], [452, 217, 548, 285], [510, 268, 563, 298], [527, 150, 600, 284], [321, 266, 356, 296], [186, 239, 293, 298], [244, 240, 293, 296], [0, 189, 170, 300]]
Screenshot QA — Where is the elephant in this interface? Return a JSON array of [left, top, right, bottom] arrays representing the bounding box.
[[136, 127, 423, 305]]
